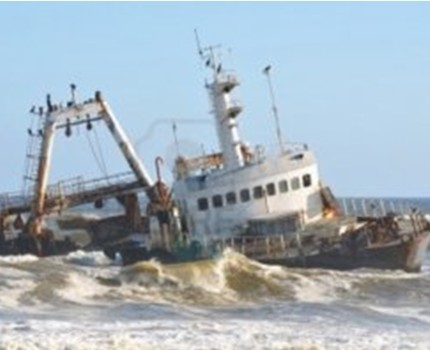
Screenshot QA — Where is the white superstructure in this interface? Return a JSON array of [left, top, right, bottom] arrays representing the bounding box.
[[172, 48, 327, 242]]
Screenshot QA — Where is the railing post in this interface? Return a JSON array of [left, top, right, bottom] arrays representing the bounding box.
[[265, 236, 270, 255], [361, 199, 367, 216], [351, 199, 357, 216], [369, 201, 376, 218], [342, 198, 348, 216], [379, 199, 386, 216], [400, 202, 406, 216], [280, 234, 286, 252], [390, 201, 395, 214]]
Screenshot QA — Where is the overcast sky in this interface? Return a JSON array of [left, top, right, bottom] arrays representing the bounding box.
[[0, 2, 429, 198]]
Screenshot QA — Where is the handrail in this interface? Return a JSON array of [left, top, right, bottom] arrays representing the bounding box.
[[214, 232, 299, 258], [46, 171, 135, 198], [338, 197, 421, 217], [0, 171, 140, 214]]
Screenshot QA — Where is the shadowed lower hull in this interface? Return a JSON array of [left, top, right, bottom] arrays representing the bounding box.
[[258, 231, 430, 272]]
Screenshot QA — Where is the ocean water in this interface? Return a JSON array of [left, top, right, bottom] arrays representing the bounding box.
[[1, 198, 430, 350], [0, 249, 430, 350]]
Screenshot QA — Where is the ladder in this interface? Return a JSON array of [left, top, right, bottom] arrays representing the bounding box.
[[22, 112, 45, 197]]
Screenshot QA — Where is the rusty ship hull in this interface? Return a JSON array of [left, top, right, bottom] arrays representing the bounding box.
[[108, 214, 430, 273], [109, 230, 430, 272], [258, 231, 430, 273], [110, 234, 430, 272]]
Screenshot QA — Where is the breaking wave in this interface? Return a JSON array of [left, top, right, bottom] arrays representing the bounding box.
[[0, 249, 429, 310], [63, 249, 118, 267], [0, 250, 429, 349], [0, 254, 39, 265]]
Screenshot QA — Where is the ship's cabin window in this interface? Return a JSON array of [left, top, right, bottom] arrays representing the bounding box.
[[291, 177, 300, 191], [226, 192, 237, 205], [279, 180, 289, 193], [240, 189, 251, 202], [181, 200, 188, 214], [197, 197, 209, 211], [266, 183, 276, 196], [303, 174, 312, 188], [253, 186, 264, 199], [212, 194, 223, 208]]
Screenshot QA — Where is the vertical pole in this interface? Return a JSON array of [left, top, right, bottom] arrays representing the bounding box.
[[263, 65, 285, 154], [172, 121, 180, 158], [29, 115, 57, 236]]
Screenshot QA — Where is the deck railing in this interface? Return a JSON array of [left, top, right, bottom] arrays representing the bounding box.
[[0, 171, 140, 215], [213, 233, 303, 259], [213, 210, 430, 259], [45, 171, 136, 199], [0, 191, 31, 212], [338, 197, 420, 217]]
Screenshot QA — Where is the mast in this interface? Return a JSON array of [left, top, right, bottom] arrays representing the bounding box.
[[28, 100, 57, 236], [263, 65, 285, 154], [201, 45, 245, 170]]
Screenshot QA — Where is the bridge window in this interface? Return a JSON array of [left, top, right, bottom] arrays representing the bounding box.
[[197, 197, 209, 211], [266, 183, 276, 196], [291, 177, 300, 191], [253, 186, 264, 199], [279, 180, 288, 193], [212, 195, 223, 208], [303, 174, 312, 188], [226, 192, 237, 205], [240, 189, 250, 202]]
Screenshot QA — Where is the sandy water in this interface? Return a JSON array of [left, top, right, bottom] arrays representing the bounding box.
[[0, 247, 429, 350]]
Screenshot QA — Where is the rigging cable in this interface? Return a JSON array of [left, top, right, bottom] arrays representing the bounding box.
[[85, 130, 108, 180], [93, 127, 110, 180]]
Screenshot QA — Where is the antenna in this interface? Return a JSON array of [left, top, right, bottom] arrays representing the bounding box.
[[263, 65, 286, 154], [172, 121, 180, 158], [193, 30, 221, 75], [194, 29, 204, 58]]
